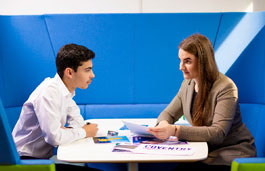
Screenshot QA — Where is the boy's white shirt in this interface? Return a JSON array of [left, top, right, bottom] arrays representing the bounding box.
[[12, 73, 86, 159]]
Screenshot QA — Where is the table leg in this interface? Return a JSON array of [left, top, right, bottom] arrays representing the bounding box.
[[128, 162, 138, 171]]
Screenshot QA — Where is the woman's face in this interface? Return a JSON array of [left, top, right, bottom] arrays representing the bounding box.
[[178, 48, 199, 81]]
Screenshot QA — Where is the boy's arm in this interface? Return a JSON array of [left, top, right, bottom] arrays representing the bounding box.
[[35, 92, 86, 146], [66, 99, 98, 137], [66, 99, 86, 128]]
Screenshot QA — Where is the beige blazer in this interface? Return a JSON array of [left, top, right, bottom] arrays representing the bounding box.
[[158, 73, 256, 166]]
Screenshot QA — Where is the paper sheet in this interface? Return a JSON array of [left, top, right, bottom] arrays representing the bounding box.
[[122, 120, 153, 136]]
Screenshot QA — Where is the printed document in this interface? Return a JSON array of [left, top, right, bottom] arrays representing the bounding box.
[[122, 120, 153, 136]]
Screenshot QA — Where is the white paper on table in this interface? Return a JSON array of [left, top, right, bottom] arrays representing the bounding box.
[[122, 121, 153, 136]]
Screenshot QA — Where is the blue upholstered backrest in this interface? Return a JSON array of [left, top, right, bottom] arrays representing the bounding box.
[[44, 13, 221, 104], [239, 104, 265, 157], [216, 12, 265, 103], [0, 15, 56, 129], [0, 98, 20, 164], [218, 12, 265, 157], [1, 13, 265, 158], [217, 12, 265, 157], [0, 13, 221, 127]]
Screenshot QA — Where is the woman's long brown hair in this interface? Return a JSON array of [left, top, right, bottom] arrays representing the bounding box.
[[179, 34, 219, 126]]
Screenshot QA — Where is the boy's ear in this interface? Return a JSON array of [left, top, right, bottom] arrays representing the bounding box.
[[64, 68, 73, 78]]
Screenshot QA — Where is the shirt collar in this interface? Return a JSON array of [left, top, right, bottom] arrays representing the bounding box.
[[54, 73, 75, 98]]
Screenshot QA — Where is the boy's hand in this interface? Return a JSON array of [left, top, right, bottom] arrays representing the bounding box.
[[82, 123, 98, 137]]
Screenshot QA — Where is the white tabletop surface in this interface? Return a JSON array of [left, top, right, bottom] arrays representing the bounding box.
[[57, 118, 208, 163]]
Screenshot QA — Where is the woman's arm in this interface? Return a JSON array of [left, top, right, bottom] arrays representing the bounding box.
[[178, 78, 238, 145]]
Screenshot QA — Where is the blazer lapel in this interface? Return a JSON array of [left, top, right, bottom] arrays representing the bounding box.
[[185, 79, 195, 124]]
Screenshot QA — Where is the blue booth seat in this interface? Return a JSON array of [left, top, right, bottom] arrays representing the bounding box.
[[230, 104, 265, 171], [84, 104, 167, 119], [1, 12, 265, 171], [222, 12, 265, 171]]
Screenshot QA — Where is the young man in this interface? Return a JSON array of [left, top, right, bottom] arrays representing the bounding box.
[[12, 44, 98, 159]]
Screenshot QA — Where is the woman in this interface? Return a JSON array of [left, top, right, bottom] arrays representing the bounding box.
[[147, 34, 256, 170]]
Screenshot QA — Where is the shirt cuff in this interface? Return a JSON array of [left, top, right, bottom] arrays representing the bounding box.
[[77, 127, 86, 138]]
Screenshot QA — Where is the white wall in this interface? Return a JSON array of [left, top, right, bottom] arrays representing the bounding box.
[[142, 0, 257, 13], [0, 0, 264, 15]]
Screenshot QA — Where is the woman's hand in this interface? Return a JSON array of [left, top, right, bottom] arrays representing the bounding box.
[[147, 120, 176, 140]]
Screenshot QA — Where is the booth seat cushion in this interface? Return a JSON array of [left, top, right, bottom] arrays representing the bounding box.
[[240, 103, 265, 157], [5, 107, 22, 130], [84, 104, 167, 119]]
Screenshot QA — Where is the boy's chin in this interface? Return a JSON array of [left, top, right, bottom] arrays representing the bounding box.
[[79, 85, 89, 89]]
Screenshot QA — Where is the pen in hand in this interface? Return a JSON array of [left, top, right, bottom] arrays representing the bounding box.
[[83, 122, 98, 137]]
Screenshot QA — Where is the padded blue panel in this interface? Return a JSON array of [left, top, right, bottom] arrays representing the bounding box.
[[0, 98, 20, 164], [240, 103, 265, 157], [78, 105, 86, 118], [0, 15, 56, 108], [44, 14, 134, 104], [84, 104, 167, 119], [215, 12, 265, 74], [5, 107, 22, 130], [226, 25, 265, 104], [214, 13, 246, 51], [133, 13, 222, 103]]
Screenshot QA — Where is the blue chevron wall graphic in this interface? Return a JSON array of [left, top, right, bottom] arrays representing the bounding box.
[[215, 12, 265, 74]]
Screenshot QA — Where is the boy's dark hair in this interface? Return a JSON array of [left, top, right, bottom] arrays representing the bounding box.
[[56, 44, 95, 78]]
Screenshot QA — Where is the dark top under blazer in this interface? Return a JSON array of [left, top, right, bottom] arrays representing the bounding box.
[[158, 72, 256, 165]]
